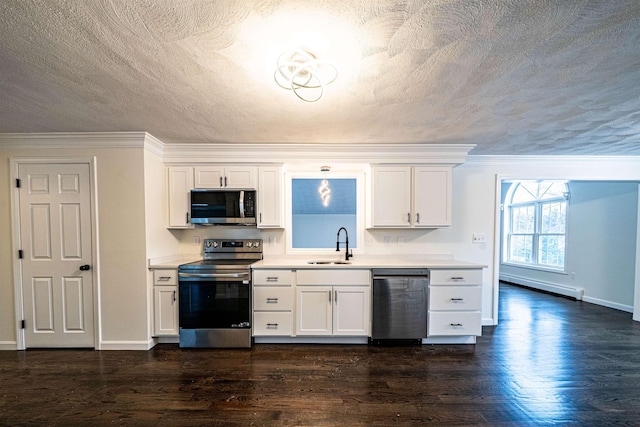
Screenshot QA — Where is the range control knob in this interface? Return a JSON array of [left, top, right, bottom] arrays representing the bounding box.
[[205, 241, 213, 247], [246, 242, 253, 248], [213, 241, 219, 248], [253, 241, 260, 248]]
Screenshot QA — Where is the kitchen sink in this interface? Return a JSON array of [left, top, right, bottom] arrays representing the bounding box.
[[307, 260, 352, 265]]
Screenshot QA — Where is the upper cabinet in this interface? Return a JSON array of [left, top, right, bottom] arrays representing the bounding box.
[[257, 166, 284, 228], [167, 166, 194, 229], [369, 166, 452, 228], [166, 165, 281, 229], [194, 166, 257, 189]]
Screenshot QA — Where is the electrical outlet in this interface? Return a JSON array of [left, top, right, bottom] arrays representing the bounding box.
[[397, 236, 405, 246], [269, 236, 276, 246], [193, 236, 201, 245], [472, 233, 487, 243], [384, 236, 391, 246]]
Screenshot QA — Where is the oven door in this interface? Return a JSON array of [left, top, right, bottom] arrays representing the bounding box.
[[178, 272, 252, 348]]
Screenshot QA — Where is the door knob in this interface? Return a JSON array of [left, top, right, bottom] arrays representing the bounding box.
[[79, 264, 91, 271]]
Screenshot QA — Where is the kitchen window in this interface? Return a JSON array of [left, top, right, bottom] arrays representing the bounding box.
[[504, 181, 569, 271], [287, 171, 364, 252]]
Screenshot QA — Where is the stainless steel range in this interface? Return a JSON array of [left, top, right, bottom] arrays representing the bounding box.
[[178, 238, 262, 348]]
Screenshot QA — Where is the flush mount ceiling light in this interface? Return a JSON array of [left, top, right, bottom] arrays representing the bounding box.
[[274, 48, 338, 102]]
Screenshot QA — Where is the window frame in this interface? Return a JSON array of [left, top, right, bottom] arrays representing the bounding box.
[[285, 169, 365, 255], [503, 181, 569, 273]]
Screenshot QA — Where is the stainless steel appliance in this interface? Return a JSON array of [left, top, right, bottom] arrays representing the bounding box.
[[190, 189, 256, 225], [371, 268, 429, 344], [178, 238, 262, 348]]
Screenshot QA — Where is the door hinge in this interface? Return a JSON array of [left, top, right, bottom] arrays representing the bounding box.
[[18, 250, 23, 259], [16, 178, 21, 188], [21, 319, 25, 329]]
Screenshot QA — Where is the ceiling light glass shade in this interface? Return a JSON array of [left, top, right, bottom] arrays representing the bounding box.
[[274, 48, 338, 102]]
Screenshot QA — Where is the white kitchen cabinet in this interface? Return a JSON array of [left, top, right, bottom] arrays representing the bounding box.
[[257, 166, 284, 228], [153, 269, 179, 336], [295, 269, 371, 337], [252, 269, 293, 336], [194, 166, 257, 189], [167, 166, 194, 228], [370, 166, 452, 228], [428, 269, 482, 337]]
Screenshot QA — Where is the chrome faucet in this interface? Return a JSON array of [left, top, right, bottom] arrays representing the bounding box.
[[336, 227, 353, 261]]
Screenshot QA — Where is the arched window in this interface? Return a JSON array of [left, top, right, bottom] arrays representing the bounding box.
[[503, 181, 569, 270]]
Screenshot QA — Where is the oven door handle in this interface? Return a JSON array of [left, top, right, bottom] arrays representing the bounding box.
[[179, 272, 250, 279]]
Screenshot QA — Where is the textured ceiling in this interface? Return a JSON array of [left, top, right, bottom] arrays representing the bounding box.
[[1, 0, 639, 155]]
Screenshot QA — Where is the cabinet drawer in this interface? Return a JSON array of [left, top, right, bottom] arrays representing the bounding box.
[[153, 269, 177, 285], [429, 286, 482, 311], [428, 311, 482, 336], [253, 269, 292, 285], [253, 286, 293, 311], [430, 269, 482, 285], [296, 269, 370, 286], [253, 312, 293, 336]]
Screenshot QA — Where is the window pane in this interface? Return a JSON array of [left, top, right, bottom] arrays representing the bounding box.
[[511, 205, 535, 233], [509, 235, 533, 263], [511, 183, 537, 203], [538, 235, 565, 267], [539, 182, 566, 200], [292, 178, 357, 249], [540, 201, 566, 233]]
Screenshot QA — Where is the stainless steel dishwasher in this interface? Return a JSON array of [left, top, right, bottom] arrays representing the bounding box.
[[371, 268, 429, 344]]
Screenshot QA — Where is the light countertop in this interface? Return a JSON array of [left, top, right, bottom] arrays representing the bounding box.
[[252, 255, 486, 269], [149, 254, 487, 270]]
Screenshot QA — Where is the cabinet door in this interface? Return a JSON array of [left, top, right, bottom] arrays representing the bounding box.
[[258, 167, 283, 228], [154, 286, 179, 336], [194, 166, 224, 188], [225, 166, 257, 188], [333, 286, 371, 336], [167, 167, 193, 228], [413, 167, 451, 227], [296, 286, 332, 336], [371, 167, 411, 227]]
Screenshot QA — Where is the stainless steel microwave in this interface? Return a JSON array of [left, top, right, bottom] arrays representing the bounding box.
[[190, 189, 257, 225]]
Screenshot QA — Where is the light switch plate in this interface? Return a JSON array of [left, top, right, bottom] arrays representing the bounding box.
[[472, 233, 487, 243]]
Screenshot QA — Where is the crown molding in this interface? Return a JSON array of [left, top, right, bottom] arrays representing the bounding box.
[[0, 132, 476, 165], [162, 142, 476, 165], [0, 132, 150, 149]]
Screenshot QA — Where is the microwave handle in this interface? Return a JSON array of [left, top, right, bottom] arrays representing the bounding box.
[[239, 190, 245, 218]]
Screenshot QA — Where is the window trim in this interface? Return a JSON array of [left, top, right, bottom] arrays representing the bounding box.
[[285, 169, 365, 255], [503, 181, 569, 274]]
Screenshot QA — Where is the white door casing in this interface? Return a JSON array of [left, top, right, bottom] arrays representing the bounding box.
[[14, 161, 96, 348]]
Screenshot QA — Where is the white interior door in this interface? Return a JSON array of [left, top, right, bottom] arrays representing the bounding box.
[[18, 162, 95, 348]]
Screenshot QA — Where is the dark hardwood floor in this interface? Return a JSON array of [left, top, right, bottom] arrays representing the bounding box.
[[2, 283, 640, 426]]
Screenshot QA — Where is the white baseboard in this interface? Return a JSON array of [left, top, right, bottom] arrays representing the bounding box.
[[254, 336, 369, 345], [500, 273, 584, 300], [99, 339, 156, 350], [583, 296, 633, 313], [0, 341, 18, 350]]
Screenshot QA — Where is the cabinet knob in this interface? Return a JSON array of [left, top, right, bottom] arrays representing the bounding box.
[[266, 298, 279, 303], [450, 323, 463, 327]]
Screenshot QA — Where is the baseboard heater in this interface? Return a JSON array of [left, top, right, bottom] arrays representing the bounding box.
[[499, 273, 584, 300]]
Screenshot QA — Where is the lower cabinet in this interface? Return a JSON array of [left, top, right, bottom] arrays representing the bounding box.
[[428, 268, 482, 337], [252, 269, 294, 336], [296, 269, 371, 337], [153, 269, 179, 336]]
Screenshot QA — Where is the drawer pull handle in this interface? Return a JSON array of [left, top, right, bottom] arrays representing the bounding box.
[[266, 277, 279, 282], [158, 276, 172, 281], [266, 298, 279, 303], [451, 323, 463, 327], [450, 298, 464, 302], [266, 323, 279, 328], [450, 277, 465, 281]]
